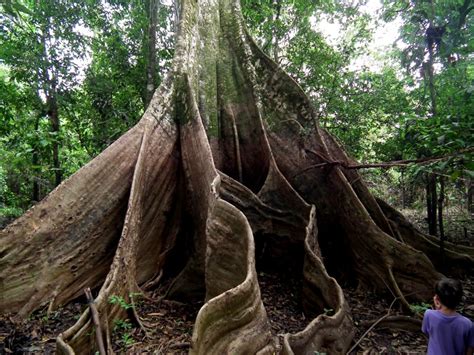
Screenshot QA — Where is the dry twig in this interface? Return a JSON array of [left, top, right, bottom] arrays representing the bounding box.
[[84, 288, 107, 355], [347, 297, 398, 354], [296, 147, 474, 178]]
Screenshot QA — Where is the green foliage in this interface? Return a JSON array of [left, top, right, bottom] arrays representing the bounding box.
[[113, 319, 133, 332], [119, 332, 135, 347], [242, 0, 473, 212], [410, 302, 432, 314], [0, 0, 175, 213], [0, 0, 471, 217], [108, 295, 133, 310], [113, 319, 135, 348]]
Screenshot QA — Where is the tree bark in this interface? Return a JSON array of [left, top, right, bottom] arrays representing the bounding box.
[[145, 0, 158, 108]]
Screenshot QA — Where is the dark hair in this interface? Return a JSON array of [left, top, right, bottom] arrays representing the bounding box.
[[435, 278, 463, 309]]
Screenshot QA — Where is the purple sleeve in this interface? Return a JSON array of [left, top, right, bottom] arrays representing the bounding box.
[[422, 310, 430, 335], [469, 321, 474, 347]]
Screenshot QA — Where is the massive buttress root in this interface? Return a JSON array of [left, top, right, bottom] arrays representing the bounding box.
[[2, 0, 473, 354]]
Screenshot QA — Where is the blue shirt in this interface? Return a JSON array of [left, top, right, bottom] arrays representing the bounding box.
[[422, 309, 474, 355]]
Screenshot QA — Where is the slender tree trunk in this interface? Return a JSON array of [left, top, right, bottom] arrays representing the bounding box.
[[426, 1, 438, 118], [468, 179, 473, 213], [426, 173, 437, 236], [48, 86, 61, 187], [271, 0, 281, 63], [145, 0, 158, 108], [32, 115, 40, 202], [401, 168, 406, 208], [40, 20, 62, 187], [425, 5, 439, 237], [426, 46, 437, 117], [431, 175, 438, 236], [173, 0, 180, 39], [438, 176, 445, 264]]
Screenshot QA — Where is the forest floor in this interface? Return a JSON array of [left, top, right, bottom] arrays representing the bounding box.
[[2, 275, 472, 354], [400, 206, 473, 246], [1, 209, 472, 354]]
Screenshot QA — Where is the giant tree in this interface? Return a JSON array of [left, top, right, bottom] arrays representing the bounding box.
[[1, 0, 473, 354]]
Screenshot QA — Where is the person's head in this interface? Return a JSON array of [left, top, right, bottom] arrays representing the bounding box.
[[434, 278, 463, 310]]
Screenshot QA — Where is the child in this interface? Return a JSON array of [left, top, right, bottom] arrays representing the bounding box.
[[422, 278, 474, 355]]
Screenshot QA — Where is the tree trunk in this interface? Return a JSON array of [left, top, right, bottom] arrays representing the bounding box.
[[426, 1, 438, 119], [468, 179, 473, 213], [425, 7, 439, 237], [426, 173, 437, 236], [401, 168, 406, 208], [426, 45, 437, 117], [48, 86, 61, 187], [32, 115, 41, 202], [438, 176, 445, 266], [173, 0, 180, 40], [40, 18, 62, 187], [271, 0, 281, 63], [1, 0, 473, 354], [145, 0, 158, 108]]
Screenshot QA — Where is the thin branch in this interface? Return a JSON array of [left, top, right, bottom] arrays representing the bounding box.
[[295, 147, 473, 177], [388, 267, 413, 313], [84, 288, 106, 355], [360, 315, 422, 332], [346, 297, 398, 354], [104, 311, 114, 354], [349, 147, 473, 169]]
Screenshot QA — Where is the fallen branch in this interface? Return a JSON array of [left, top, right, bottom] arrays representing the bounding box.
[[346, 297, 398, 354], [84, 288, 106, 355], [297, 147, 474, 177], [104, 312, 113, 354], [360, 315, 422, 332], [351, 147, 473, 169], [388, 267, 413, 313]]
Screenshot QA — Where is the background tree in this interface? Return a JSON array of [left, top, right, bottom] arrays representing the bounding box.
[[0, 0, 175, 219], [0, 0, 90, 219], [382, 0, 473, 242]]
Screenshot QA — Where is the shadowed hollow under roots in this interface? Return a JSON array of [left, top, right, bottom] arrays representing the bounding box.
[[1, 0, 473, 354]]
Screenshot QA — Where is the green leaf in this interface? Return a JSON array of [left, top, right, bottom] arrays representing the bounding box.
[[450, 170, 461, 181], [12, 2, 33, 15]]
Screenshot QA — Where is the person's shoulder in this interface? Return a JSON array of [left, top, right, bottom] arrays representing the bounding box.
[[423, 309, 436, 317], [456, 314, 473, 326]]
